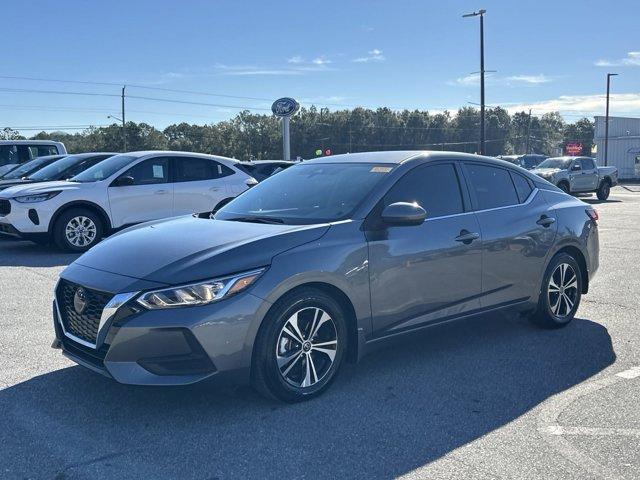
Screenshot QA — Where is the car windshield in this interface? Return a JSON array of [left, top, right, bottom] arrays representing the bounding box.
[[216, 162, 394, 224], [1, 156, 56, 179], [538, 158, 572, 169], [29, 155, 93, 181], [71, 154, 138, 182]]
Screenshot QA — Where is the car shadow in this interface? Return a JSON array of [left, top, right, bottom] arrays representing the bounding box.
[[0, 314, 614, 479], [582, 198, 623, 205], [0, 238, 79, 267]]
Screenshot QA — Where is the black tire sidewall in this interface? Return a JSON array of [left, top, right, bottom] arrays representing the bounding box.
[[558, 182, 570, 194], [53, 208, 103, 252], [538, 253, 582, 327], [597, 181, 610, 200], [255, 289, 347, 402]]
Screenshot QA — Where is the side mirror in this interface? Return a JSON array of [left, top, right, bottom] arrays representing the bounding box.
[[245, 177, 259, 188], [381, 202, 427, 226], [113, 175, 135, 187], [570, 163, 581, 171]]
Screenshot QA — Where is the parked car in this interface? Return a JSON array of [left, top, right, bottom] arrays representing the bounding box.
[[0, 153, 115, 191], [0, 151, 255, 250], [531, 156, 618, 200], [0, 140, 67, 176], [498, 154, 547, 170], [0, 154, 67, 190], [51, 151, 599, 402], [237, 160, 296, 181]]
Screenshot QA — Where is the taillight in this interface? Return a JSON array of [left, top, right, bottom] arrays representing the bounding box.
[[586, 208, 599, 222]]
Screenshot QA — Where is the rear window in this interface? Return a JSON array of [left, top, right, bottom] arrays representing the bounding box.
[[466, 164, 519, 210]]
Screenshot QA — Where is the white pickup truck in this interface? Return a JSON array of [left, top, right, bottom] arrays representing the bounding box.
[[531, 156, 618, 200]]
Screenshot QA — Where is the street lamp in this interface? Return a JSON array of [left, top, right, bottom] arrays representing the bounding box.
[[107, 113, 126, 153], [463, 9, 487, 155], [604, 73, 618, 167]]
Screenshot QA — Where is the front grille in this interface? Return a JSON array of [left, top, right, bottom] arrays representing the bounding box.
[[61, 336, 110, 370], [0, 199, 10, 216], [57, 279, 113, 345]]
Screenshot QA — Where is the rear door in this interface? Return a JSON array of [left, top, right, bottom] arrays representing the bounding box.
[[462, 163, 557, 307], [580, 158, 599, 190], [367, 162, 483, 336], [172, 156, 234, 215], [107, 156, 173, 227]]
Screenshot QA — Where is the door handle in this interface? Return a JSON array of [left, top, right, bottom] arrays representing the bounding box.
[[209, 187, 221, 191], [154, 189, 169, 195], [537, 215, 556, 227], [455, 230, 480, 244]]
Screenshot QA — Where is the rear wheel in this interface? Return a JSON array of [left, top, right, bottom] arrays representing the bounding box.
[[53, 208, 104, 252], [252, 288, 347, 402], [530, 253, 582, 328], [596, 180, 611, 200]]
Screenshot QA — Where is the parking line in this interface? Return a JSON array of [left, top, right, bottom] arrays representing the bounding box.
[[616, 366, 640, 379]]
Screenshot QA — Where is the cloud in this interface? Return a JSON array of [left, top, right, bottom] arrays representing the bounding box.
[[595, 51, 640, 67], [452, 73, 552, 86], [353, 49, 385, 63], [503, 93, 640, 116], [287, 55, 304, 64], [214, 64, 305, 76]]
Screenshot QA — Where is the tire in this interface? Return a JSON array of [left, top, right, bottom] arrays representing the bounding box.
[[251, 287, 347, 402], [558, 182, 570, 194], [53, 207, 104, 252], [530, 252, 582, 329], [596, 180, 611, 201]]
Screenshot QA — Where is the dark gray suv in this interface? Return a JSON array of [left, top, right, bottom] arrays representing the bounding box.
[[52, 151, 600, 402]]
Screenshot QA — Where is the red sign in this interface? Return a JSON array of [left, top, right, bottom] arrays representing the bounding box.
[[565, 142, 583, 155]]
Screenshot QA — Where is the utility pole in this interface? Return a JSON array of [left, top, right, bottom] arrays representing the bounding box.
[[604, 73, 617, 166], [525, 108, 532, 154], [463, 9, 487, 155], [121, 85, 127, 152]]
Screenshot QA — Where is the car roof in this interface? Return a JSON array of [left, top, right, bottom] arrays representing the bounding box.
[[0, 140, 64, 145], [123, 150, 238, 162], [63, 152, 118, 159], [306, 150, 522, 166]]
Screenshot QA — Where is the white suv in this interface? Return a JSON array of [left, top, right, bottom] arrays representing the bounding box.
[[0, 151, 255, 251]]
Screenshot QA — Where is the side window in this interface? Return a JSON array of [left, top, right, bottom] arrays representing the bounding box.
[[581, 158, 595, 170], [28, 145, 58, 159], [121, 157, 169, 185], [384, 163, 464, 218], [174, 157, 234, 182], [510, 171, 533, 203], [571, 160, 582, 171], [466, 164, 519, 210]]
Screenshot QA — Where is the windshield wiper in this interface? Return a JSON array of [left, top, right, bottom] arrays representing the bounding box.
[[226, 216, 284, 224]]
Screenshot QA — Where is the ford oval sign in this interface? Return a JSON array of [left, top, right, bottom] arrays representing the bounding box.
[[271, 97, 300, 117]]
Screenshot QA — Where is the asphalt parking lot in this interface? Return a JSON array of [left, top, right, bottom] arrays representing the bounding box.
[[1, 186, 639, 480]]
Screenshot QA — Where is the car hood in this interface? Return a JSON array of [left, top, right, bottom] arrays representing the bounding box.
[[73, 216, 331, 285], [0, 180, 83, 198], [531, 168, 562, 176], [0, 179, 32, 191]]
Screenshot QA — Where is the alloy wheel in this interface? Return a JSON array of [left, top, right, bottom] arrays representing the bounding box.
[[547, 263, 578, 318], [276, 307, 338, 388], [65, 216, 97, 247]]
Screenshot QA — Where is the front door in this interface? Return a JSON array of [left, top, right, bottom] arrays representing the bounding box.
[[579, 158, 599, 191], [108, 156, 173, 227], [367, 162, 483, 338]]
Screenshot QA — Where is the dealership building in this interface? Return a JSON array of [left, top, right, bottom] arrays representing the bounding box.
[[594, 116, 640, 179]]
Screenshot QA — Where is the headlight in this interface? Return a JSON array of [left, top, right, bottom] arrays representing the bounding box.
[[136, 268, 265, 309], [13, 191, 61, 203]]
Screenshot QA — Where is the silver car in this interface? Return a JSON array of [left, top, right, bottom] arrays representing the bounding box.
[[52, 151, 600, 402]]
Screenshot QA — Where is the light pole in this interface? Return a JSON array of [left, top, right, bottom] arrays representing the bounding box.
[[604, 73, 617, 166], [463, 9, 487, 155], [107, 114, 126, 152]]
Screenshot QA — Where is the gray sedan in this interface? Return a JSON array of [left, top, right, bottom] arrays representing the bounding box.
[[52, 151, 600, 402]]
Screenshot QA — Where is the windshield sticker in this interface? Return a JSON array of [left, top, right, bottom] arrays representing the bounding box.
[[153, 165, 165, 178], [371, 166, 392, 173]]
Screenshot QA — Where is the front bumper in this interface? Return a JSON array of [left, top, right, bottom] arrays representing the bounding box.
[[0, 198, 53, 235], [53, 264, 270, 386]]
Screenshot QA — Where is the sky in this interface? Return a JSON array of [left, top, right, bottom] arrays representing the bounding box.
[[3, 0, 639, 134]]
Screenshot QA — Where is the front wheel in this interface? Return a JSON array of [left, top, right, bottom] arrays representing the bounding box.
[[596, 180, 611, 201], [53, 208, 104, 252], [530, 253, 582, 329], [252, 288, 347, 402]]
